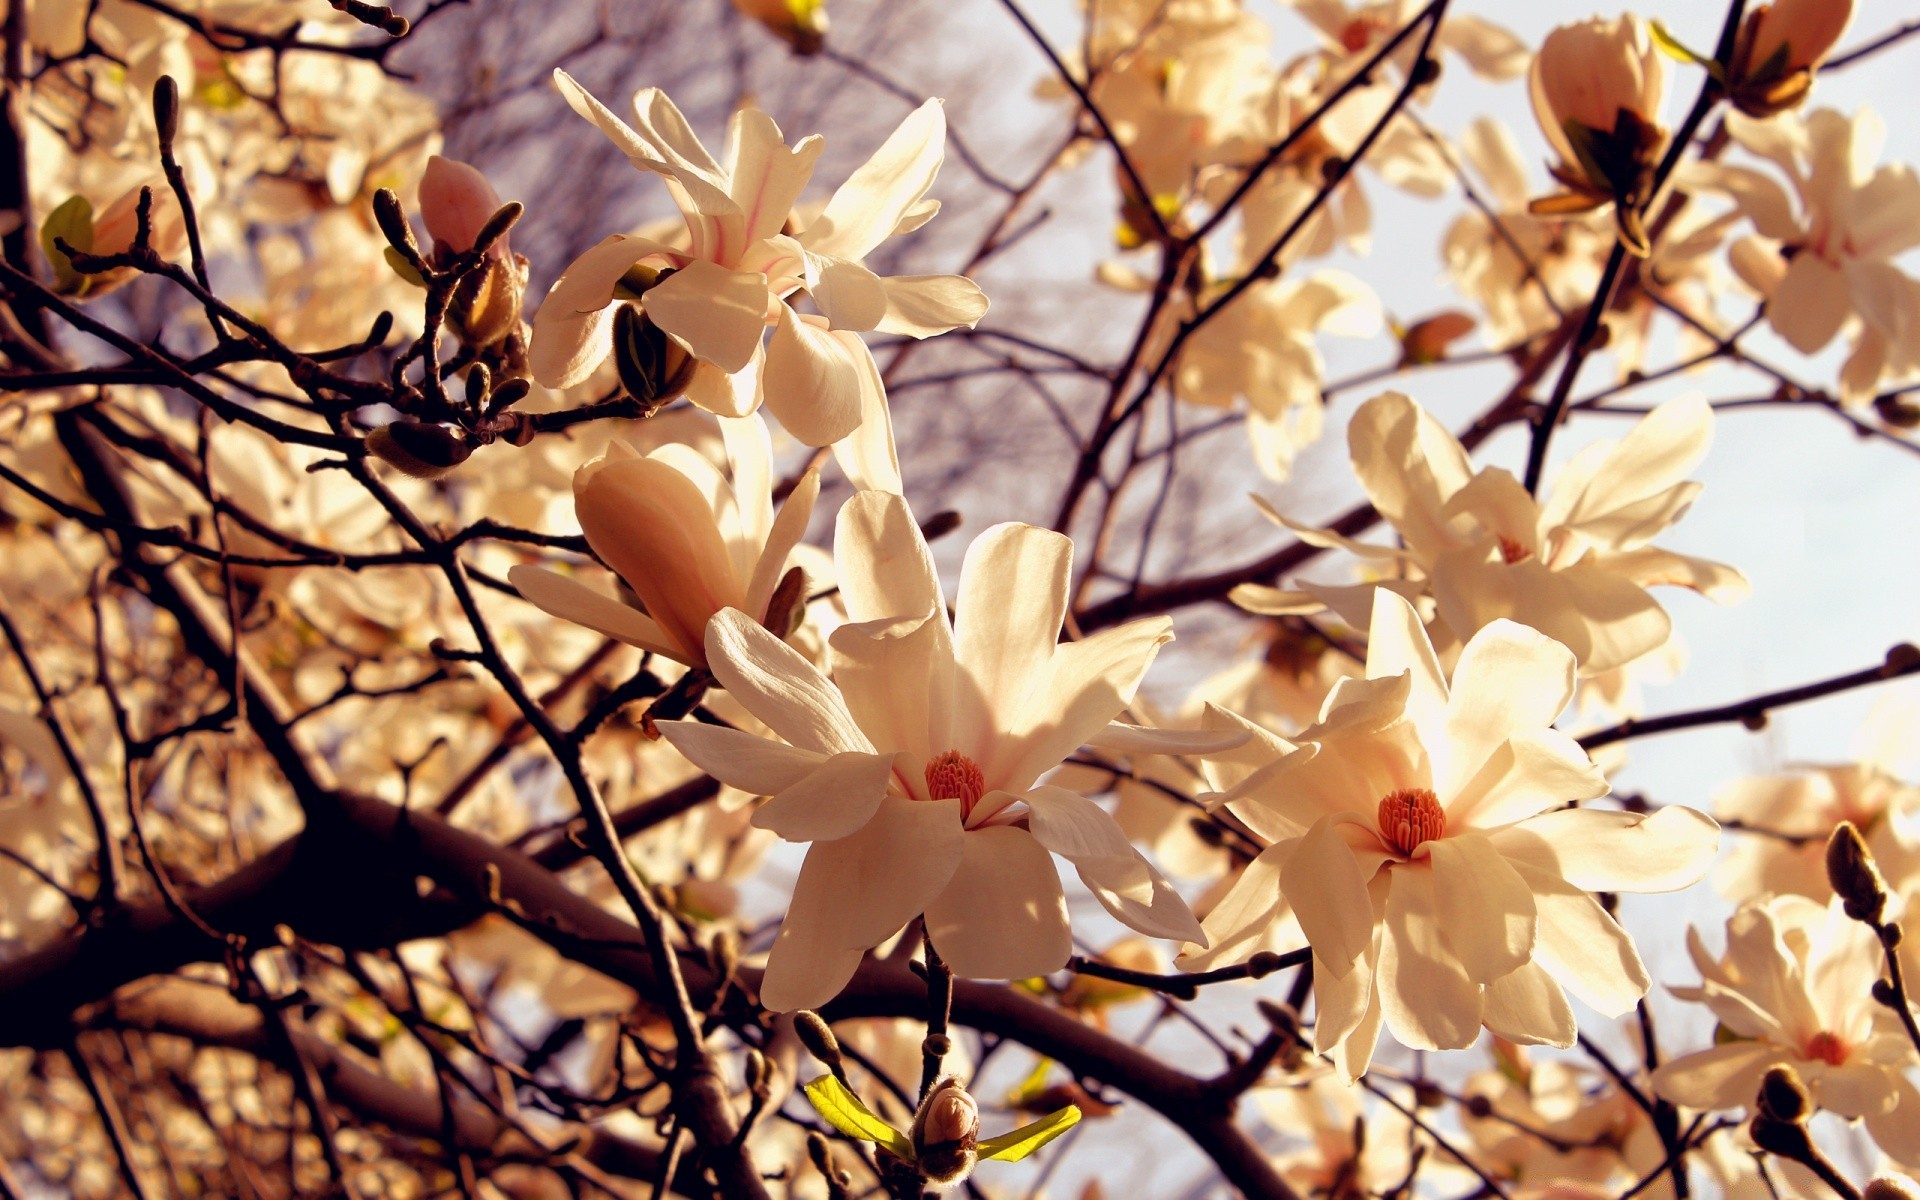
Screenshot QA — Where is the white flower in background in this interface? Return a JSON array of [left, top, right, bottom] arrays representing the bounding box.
[[509, 413, 819, 670], [1182, 589, 1719, 1077], [530, 74, 987, 446], [1653, 895, 1920, 1169], [658, 491, 1229, 1011], [1689, 107, 1920, 401], [1715, 763, 1920, 902], [1237, 391, 1748, 676]]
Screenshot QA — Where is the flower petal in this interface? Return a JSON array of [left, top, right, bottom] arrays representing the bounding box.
[[1178, 841, 1291, 973], [1511, 859, 1650, 1016], [1024, 785, 1205, 944], [752, 751, 896, 842], [1481, 960, 1576, 1047], [993, 618, 1173, 791], [1649, 1042, 1791, 1112], [1443, 618, 1578, 795], [656, 720, 826, 794], [1493, 806, 1720, 893], [759, 850, 870, 1012], [1279, 819, 1376, 977], [762, 307, 868, 446], [528, 235, 653, 388], [875, 274, 989, 337], [1427, 831, 1537, 983], [820, 795, 967, 950], [923, 825, 1072, 981], [1086, 722, 1251, 757], [644, 259, 770, 373], [507, 565, 679, 659], [803, 99, 946, 262], [833, 489, 946, 627], [1377, 861, 1483, 1050], [951, 523, 1071, 764], [807, 253, 890, 332], [704, 607, 874, 755]]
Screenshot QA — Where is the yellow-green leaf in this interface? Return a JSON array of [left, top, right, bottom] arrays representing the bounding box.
[[977, 1105, 1081, 1163], [384, 246, 427, 288], [1003, 1056, 1054, 1108], [1649, 20, 1709, 66], [41, 195, 94, 290], [802, 1075, 913, 1161]]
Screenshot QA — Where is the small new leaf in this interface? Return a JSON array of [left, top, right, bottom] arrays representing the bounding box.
[[976, 1104, 1081, 1163], [802, 1076, 914, 1161]]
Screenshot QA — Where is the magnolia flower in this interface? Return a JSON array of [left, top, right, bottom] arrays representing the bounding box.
[[1294, 1, 1529, 82], [1728, 0, 1854, 117], [1691, 107, 1920, 401], [1464, 1058, 1674, 1195], [508, 413, 819, 669], [1173, 270, 1382, 480], [530, 74, 987, 446], [658, 491, 1222, 1011], [1528, 15, 1668, 255], [1237, 391, 1748, 676], [1715, 764, 1920, 902], [1652, 895, 1920, 1168], [1181, 589, 1720, 1078], [41, 180, 187, 298]]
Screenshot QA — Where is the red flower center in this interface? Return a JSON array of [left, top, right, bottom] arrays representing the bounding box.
[[1378, 788, 1446, 856], [1805, 1030, 1848, 1066], [926, 751, 986, 820], [1498, 536, 1533, 564]]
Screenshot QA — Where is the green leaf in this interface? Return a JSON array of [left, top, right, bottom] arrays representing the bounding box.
[[802, 1076, 913, 1161], [1649, 20, 1709, 66], [40, 195, 94, 290], [977, 1105, 1082, 1163]]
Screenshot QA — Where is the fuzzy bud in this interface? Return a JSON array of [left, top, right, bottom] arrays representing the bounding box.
[[1827, 821, 1889, 925], [911, 1076, 979, 1187], [1867, 1177, 1920, 1200], [793, 1010, 843, 1076], [1758, 1064, 1812, 1124], [366, 421, 471, 479], [613, 304, 697, 413], [419, 156, 510, 259]]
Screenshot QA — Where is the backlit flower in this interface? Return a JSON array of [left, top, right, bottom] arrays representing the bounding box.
[[1527, 15, 1668, 255]]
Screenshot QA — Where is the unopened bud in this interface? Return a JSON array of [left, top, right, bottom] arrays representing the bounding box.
[[152, 75, 180, 146], [447, 253, 527, 348], [1749, 1112, 1815, 1160], [793, 1010, 843, 1076], [372, 188, 424, 270], [366, 421, 471, 479], [1827, 821, 1889, 925], [1867, 1177, 1920, 1200], [419, 156, 508, 258], [1758, 1065, 1811, 1124], [613, 304, 696, 413], [911, 1076, 979, 1187]]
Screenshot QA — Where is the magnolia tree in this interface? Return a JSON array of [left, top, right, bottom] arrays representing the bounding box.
[[5, 0, 1920, 1196]]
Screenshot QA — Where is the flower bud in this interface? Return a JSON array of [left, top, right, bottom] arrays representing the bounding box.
[[733, 0, 827, 54], [366, 421, 472, 479], [1757, 1064, 1811, 1124], [911, 1076, 979, 1187], [1527, 14, 1667, 255], [447, 252, 529, 348], [419, 155, 510, 259], [1731, 0, 1853, 117], [1867, 1177, 1920, 1200], [613, 304, 697, 414], [793, 1011, 844, 1076], [1827, 820, 1889, 925]]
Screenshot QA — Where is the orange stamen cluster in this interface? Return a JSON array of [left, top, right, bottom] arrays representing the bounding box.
[[1498, 536, 1533, 564], [1377, 788, 1446, 856], [1804, 1031, 1848, 1066], [926, 750, 986, 820]]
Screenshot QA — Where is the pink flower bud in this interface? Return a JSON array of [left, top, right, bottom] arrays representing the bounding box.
[[1745, 0, 1853, 76], [1528, 15, 1666, 179], [419, 155, 507, 259]]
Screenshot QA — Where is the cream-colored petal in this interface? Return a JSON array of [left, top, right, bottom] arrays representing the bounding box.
[[830, 342, 903, 492], [552, 72, 735, 217], [1085, 723, 1250, 757], [1428, 831, 1537, 983], [1279, 817, 1376, 977], [1649, 1042, 1792, 1112], [874, 274, 989, 337], [743, 468, 820, 626], [1178, 842, 1291, 973], [1768, 253, 1851, 353], [829, 612, 950, 768], [656, 720, 826, 794], [1442, 618, 1578, 797], [758, 847, 871, 1012], [704, 607, 874, 755], [1377, 862, 1483, 1050], [1445, 728, 1610, 831], [1024, 785, 1205, 944], [951, 523, 1071, 764], [993, 618, 1173, 791], [506, 565, 680, 660], [803, 99, 946, 262], [643, 260, 770, 373], [1481, 961, 1576, 1047], [807, 253, 889, 332], [751, 751, 896, 842], [1511, 859, 1650, 1016], [1347, 391, 1474, 563], [761, 307, 868, 446], [923, 825, 1072, 981], [832, 489, 946, 627], [1364, 589, 1449, 755], [819, 795, 966, 950], [1493, 806, 1719, 893], [723, 109, 822, 245], [528, 235, 654, 388]]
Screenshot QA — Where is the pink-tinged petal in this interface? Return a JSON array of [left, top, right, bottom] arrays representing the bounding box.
[[1086, 722, 1250, 757], [1024, 785, 1205, 944], [758, 847, 869, 1012], [1279, 817, 1377, 977], [704, 608, 873, 755], [506, 565, 679, 660], [1649, 1043, 1792, 1112], [819, 795, 966, 949], [830, 341, 902, 493], [993, 618, 1173, 791], [951, 523, 1071, 762], [762, 307, 867, 446], [807, 253, 889, 332], [1445, 617, 1577, 780], [743, 466, 821, 627], [833, 489, 947, 627], [923, 825, 1072, 981], [1428, 831, 1537, 983], [875, 274, 989, 337], [1178, 841, 1291, 972], [1767, 253, 1851, 353], [528, 235, 654, 388], [553, 72, 736, 218], [1482, 961, 1575, 1047], [723, 109, 823, 246], [803, 99, 946, 262], [1446, 728, 1610, 831], [1493, 806, 1720, 893], [751, 751, 896, 842], [576, 456, 744, 663], [1377, 862, 1483, 1050], [643, 260, 770, 373], [419, 156, 506, 257], [829, 612, 950, 769], [656, 720, 825, 794], [1364, 589, 1448, 752], [1510, 859, 1649, 1016]]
